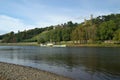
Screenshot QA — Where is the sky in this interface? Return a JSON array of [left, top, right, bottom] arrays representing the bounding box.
[[0, 0, 120, 35]]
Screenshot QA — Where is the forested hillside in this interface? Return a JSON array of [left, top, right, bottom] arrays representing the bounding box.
[[0, 27, 53, 43], [0, 14, 120, 44]]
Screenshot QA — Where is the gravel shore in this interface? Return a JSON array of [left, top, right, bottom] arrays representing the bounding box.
[[0, 62, 73, 80]]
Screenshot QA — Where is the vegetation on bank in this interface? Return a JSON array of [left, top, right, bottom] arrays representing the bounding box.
[[0, 13, 120, 47], [0, 42, 39, 46], [0, 42, 120, 47]]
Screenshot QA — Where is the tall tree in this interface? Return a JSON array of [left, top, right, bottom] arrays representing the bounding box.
[[99, 20, 116, 40], [113, 29, 120, 41]]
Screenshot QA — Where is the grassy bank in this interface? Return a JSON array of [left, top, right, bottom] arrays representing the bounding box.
[[67, 43, 120, 47], [0, 42, 120, 47], [0, 42, 39, 46]]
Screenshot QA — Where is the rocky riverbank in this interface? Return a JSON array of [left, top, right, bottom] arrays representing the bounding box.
[[0, 62, 72, 80]]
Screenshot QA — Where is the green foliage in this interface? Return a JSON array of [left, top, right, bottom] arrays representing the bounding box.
[[71, 14, 120, 43], [71, 22, 97, 44], [62, 28, 71, 41], [36, 21, 78, 44], [1, 27, 52, 43], [99, 20, 116, 40], [1, 14, 120, 43], [2, 31, 17, 43], [113, 29, 120, 41], [38, 38, 46, 44], [37, 31, 49, 43], [48, 29, 62, 42]]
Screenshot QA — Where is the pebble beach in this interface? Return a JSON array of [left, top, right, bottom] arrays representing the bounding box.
[[0, 62, 72, 80]]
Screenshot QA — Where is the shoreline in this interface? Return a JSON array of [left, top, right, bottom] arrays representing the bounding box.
[[0, 62, 73, 80], [67, 43, 120, 47], [0, 42, 120, 47]]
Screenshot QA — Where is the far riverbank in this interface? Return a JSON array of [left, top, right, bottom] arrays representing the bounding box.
[[67, 43, 120, 47], [0, 42, 120, 47]]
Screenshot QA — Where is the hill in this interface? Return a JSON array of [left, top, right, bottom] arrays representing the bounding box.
[[0, 13, 120, 44]]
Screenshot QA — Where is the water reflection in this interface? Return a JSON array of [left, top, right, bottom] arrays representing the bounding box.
[[0, 46, 120, 80]]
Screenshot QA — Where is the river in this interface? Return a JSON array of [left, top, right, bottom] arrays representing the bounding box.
[[0, 46, 120, 80]]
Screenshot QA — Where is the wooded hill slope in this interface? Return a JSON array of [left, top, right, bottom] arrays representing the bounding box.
[[0, 13, 120, 44]]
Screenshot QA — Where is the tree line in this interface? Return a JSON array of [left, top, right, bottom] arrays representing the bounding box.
[[0, 14, 120, 44], [37, 21, 78, 44], [1, 27, 52, 43], [38, 14, 120, 44]]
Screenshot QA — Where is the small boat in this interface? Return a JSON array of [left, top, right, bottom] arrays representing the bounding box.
[[40, 43, 66, 47], [53, 45, 66, 47]]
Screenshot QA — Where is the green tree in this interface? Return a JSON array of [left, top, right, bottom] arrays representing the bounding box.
[[38, 38, 46, 44], [62, 28, 70, 41], [99, 20, 116, 40], [2, 31, 16, 43], [71, 25, 86, 43], [113, 29, 120, 41]]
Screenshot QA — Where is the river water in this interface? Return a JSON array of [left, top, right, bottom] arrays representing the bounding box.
[[0, 46, 120, 80]]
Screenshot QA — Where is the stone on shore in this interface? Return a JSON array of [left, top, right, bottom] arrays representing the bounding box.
[[0, 62, 72, 80]]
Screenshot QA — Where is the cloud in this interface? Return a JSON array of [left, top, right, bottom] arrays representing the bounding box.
[[0, 15, 23, 31], [0, 0, 119, 35], [0, 15, 37, 35], [35, 14, 84, 27], [0, 10, 112, 35], [0, 14, 82, 35]]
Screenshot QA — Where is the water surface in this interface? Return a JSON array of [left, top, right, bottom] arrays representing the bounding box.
[[0, 46, 120, 80]]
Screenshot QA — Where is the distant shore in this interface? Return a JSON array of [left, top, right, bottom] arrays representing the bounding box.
[[0, 62, 72, 80], [0, 42, 39, 46], [0, 42, 120, 47], [67, 43, 120, 47]]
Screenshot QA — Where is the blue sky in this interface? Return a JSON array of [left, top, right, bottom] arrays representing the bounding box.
[[0, 0, 120, 35]]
